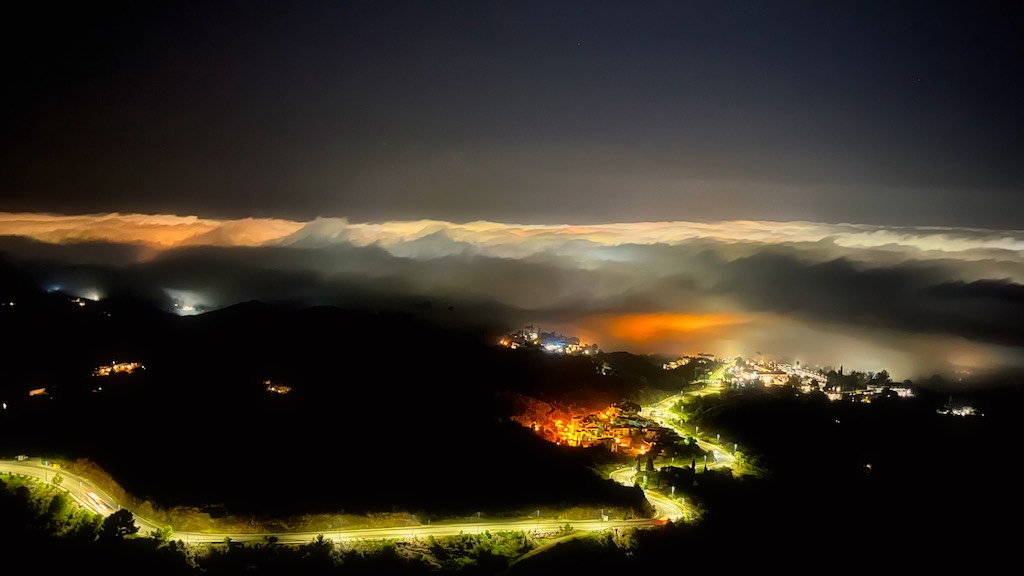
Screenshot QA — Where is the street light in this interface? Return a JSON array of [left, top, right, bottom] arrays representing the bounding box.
[[716, 433, 720, 443], [734, 443, 738, 454]]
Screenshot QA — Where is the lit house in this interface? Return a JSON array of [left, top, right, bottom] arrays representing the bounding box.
[[93, 361, 144, 376], [265, 380, 292, 394]]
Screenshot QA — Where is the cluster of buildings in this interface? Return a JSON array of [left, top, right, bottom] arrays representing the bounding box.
[[264, 380, 292, 395], [825, 383, 915, 403], [662, 353, 717, 371], [498, 325, 600, 356], [936, 397, 982, 417], [728, 358, 795, 387], [93, 361, 145, 377], [541, 400, 683, 457], [728, 357, 915, 402], [12, 360, 147, 400], [661, 352, 918, 405]]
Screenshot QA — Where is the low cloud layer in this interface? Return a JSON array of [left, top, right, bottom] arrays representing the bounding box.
[[2, 212, 1022, 382]]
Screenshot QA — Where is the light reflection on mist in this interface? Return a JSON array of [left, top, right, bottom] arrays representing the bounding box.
[[162, 289, 211, 316], [2, 211, 1023, 382]]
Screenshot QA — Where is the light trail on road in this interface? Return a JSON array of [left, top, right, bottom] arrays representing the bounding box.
[[2, 457, 675, 545]]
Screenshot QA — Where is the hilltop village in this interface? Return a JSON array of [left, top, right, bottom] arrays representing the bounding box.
[[496, 324, 967, 465]]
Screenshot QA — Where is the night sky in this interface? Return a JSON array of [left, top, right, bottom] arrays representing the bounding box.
[[4, 0, 1022, 225], [2, 1, 1023, 382]]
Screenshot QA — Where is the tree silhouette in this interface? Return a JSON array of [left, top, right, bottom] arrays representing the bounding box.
[[46, 492, 72, 529], [67, 509, 103, 541], [300, 534, 338, 571], [100, 508, 139, 540]]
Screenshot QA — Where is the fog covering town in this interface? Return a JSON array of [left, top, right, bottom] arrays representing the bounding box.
[[3, 2, 1024, 573], [2, 212, 1023, 385]]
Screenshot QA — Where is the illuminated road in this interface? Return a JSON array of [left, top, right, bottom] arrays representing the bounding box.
[[645, 491, 686, 521], [2, 376, 729, 545], [0, 459, 161, 536], [171, 516, 660, 545], [609, 466, 637, 487], [640, 384, 737, 469], [2, 457, 676, 544], [609, 467, 686, 521], [2, 460, 116, 514]]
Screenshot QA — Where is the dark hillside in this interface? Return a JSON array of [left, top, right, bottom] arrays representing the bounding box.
[[0, 289, 648, 518]]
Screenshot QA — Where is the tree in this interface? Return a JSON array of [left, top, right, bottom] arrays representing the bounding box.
[[51, 472, 63, 487], [151, 524, 174, 542], [100, 508, 139, 540], [301, 534, 338, 571], [47, 492, 73, 526], [870, 370, 891, 385], [67, 508, 103, 541]]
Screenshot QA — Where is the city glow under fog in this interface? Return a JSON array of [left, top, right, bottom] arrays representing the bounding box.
[[2, 211, 1022, 382]]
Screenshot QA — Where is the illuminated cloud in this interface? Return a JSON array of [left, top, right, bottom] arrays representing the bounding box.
[[3, 212, 1022, 259], [1, 212, 1022, 381], [0, 212, 301, 249], [592, 312, 748, 343]]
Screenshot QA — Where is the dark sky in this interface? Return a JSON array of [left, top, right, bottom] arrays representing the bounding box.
[[3, 1, 1022, 227]]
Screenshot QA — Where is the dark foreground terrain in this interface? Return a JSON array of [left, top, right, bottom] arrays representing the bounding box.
[[2, 270, 1023, 573]]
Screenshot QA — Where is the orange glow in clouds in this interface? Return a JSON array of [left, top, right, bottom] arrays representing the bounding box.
[[571, 312, 748, 354], [0, 212, 303, 249], [607, 312, 745, 341]]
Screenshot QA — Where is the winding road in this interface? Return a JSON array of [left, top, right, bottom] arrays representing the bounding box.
[[1, 381, 744, 545], [1, 456, 685, 544], [641, 387, 737, 469]]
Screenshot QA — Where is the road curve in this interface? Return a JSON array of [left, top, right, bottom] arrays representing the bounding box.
[[609, 467, 685, 522], [2, 457, 675, 544]]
